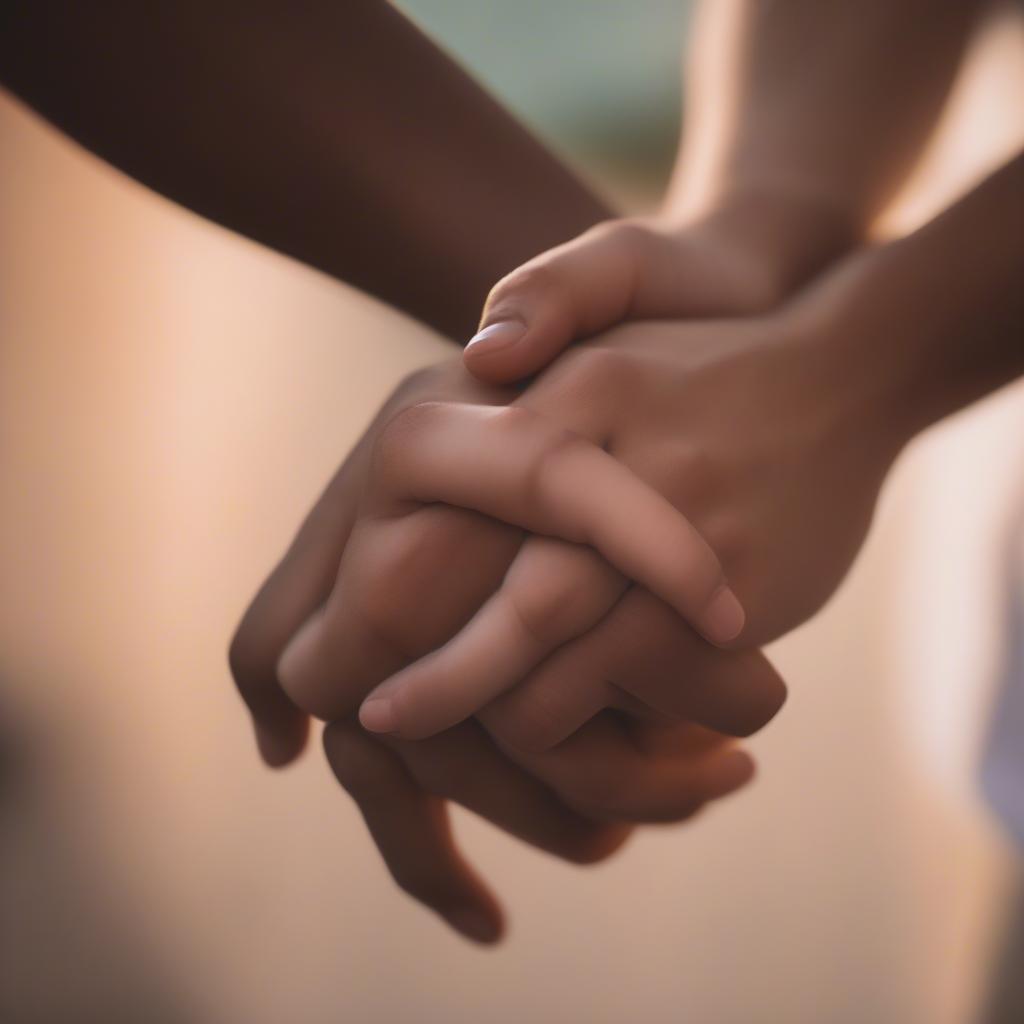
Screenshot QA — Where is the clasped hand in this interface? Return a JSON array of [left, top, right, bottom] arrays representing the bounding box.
[[230, 220, 899, 942]]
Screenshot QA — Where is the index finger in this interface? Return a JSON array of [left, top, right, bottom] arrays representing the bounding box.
[[371, 401, 744, 646]]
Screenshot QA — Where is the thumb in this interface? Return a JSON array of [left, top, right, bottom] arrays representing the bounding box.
[[464, 219, 677, 384]]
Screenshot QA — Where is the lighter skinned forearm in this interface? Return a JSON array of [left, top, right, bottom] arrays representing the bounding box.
[[665, 0, 989, 298]]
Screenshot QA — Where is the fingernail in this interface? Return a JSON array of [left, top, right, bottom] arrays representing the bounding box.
[[466, 320, 526, 355], [446, 907, 502, 944], [359, 698, 397, 734], [700, 585, 745, 644]]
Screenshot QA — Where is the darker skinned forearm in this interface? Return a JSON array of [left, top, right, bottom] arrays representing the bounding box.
[[0, 0, 610, 340]]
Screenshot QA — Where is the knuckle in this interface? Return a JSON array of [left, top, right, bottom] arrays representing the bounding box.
[[382, 508, 518, 651], [489, 405, 582, 507], [592, 218, 659, 258], [562, 345, 629, 392], [485, 715, 539, 755], [273, 612, 363, 721], [505, 576, 594, 651], [489, 262, 561, 308], [374, 400, 446, 469], [521, 424, 585, 510], [351, 520, 449, 659], [356, 573, 417, 660], [485, 695, 565, 754], [280, 658, 357, 722]]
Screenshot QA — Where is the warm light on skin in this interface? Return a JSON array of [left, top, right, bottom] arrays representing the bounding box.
[[879, 6, 1024, 790], [0, 0, 1021, 1014], [220, 0, 1022, 951], [275, 301, 894, 746], [275, 399, 743, 721], [351, 143, 1023, 794], [874, 3, 1024, 240]]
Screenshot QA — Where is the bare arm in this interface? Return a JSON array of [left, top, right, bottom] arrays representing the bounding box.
[[347, 152, 1024, 745], [463, 0, 993, 381], [0, 0, 609, 339], [666, 0, 991, 298]]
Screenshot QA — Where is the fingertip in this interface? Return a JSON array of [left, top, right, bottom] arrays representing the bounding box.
[[566, 823, 633, 865], [444, 905, 505, 945], [254, 716, 308, 768], [463, 319, 536, 384], [717, 748, 757, 794], [737, 670, 788, 737], [359, 697, 398, 735], [466, 319, 526, 355], [698, 585, 746, 647]]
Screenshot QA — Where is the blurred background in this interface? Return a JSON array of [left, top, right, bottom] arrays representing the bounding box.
[[1, 3, 1023, 1022]]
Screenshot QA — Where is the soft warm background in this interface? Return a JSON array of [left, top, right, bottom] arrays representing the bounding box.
[[1, 4, 1022, 1022]]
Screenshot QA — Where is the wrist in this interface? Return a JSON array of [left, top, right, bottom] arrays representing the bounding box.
[[664, 181, 862, 311], [775, 243, 926, 464]]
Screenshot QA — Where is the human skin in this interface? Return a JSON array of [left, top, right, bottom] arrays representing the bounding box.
[[256, 150, 1023, 945], [0, 0, 608, 339], [0, 0, 994, 940], [231, 356, 770, 940], [278, 299, 888, 742], [0, 0, 803, 940], [331, 151, 1024, 745], [1, 0, 725, 941], [464, 0, 988, 382], [239, 3, 992, 942], [227, 0, 985, 765]]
